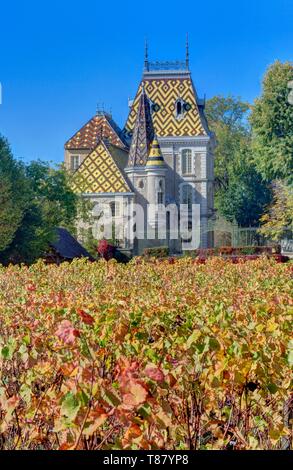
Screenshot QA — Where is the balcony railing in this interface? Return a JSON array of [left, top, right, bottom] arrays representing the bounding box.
[[145, 60, 189, 72]]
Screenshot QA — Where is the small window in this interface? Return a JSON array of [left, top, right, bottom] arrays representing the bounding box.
[[175, 98, 185, 119], [138, 179, 144, 189], [182, 149, 192, 175], [157, 192, 164, 204], [71, 155, 80, 171], [110, 201, 121, 217]]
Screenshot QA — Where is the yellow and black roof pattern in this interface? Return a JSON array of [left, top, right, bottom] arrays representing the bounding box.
[[72, 141, 131, 194], [124, 77, 207, 138], [65, 113, 128, 150], [146, 138, 165, 167], [127, 87, 155, 167]]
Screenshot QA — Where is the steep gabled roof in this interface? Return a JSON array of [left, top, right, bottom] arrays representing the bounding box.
[[51, 228, 93, 260], [127, 87, 155, 167], [65, 113, 128, 150], [72, 140, 132, 194], [124, 71, 207, 138]]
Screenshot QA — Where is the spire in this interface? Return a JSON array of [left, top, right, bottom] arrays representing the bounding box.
[[186, 33, 189, 69], [127, 86, 155, 167], [144, 39, 149, 71], [146, 137, 165, 167]]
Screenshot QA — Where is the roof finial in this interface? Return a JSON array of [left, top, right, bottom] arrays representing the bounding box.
[[144, 38, 149, 71], [186, 33, 189, 69]]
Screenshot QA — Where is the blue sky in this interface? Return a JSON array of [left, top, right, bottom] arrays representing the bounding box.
[[0, 0, 292, 164]]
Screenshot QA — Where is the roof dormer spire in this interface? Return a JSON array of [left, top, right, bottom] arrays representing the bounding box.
[[186, 33, 189, 69], [144, 39, 149, 71], [127, 87, 154, 167]]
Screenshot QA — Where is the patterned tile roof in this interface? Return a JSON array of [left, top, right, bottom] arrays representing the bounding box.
[[146, 138, 165, 167], [72, 141, 131, 194], [65, 113, 128, 150], [127, 87, 155, 167], [124, 77, 207, 138]]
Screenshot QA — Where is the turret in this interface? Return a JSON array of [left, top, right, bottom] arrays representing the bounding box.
[[145, 138, 167, 228]]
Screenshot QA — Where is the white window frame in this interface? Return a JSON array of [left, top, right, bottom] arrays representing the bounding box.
[[175, 98, 185, 120], [110, 201, 121, 218], [181, 149, 193, 176], [71, 155, 80, 171]]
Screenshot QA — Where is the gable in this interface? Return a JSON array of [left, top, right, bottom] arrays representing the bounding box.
[[124, 78, 207, 138], [65, 114, 127, 150], [72, 142, 131, 194]]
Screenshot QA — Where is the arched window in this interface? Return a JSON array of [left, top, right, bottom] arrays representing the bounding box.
[[181, 149, 192, 175], [138, 179, 144, 189], [175, 98, 185, 119]]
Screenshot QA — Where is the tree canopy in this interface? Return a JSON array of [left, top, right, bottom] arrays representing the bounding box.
[[205, 96, 271, 227], [260, 180, 293, 240], [0, 140, 80, 264], [0, 136, 29, 252], [250, 61, 293, 182]]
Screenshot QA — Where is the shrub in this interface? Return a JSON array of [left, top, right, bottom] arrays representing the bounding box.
[[185, 246, 282, 258], [97, 239, 116, 260], [238, 247, 256, 255], [142, 246, 169, 258], [218, 246, 234, 255], [0, 258, 291, 450]]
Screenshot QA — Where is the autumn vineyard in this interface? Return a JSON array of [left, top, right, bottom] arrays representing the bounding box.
[[0, 257, 292, 450]]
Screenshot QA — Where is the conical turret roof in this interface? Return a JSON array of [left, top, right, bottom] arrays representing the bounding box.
[[127, 86, 154, 167], [146, 138, 166, 167]]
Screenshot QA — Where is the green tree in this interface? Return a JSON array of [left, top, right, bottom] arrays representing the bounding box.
[[25, 160, 78, 232], [250, 61, 293, 182], [205, 96, 271, 226], [0, 152, 83, 264], [216, 144, 271, 226], [260, 180, 293, 240], [206, 95, 250, 189], [0, 136, 28, 252]]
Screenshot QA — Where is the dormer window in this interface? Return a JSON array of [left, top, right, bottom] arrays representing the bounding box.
[[175, 98, 184, 119]]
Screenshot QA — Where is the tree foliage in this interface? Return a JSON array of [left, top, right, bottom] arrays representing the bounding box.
[[206, 95, 250, 190], [0, 136, 29, 252], [0, 141, 81, 264], [260, 180, 293, 240], [205, 96, 271, 226], [25, 160, 78, 233], [250, 61, 293, 182]]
